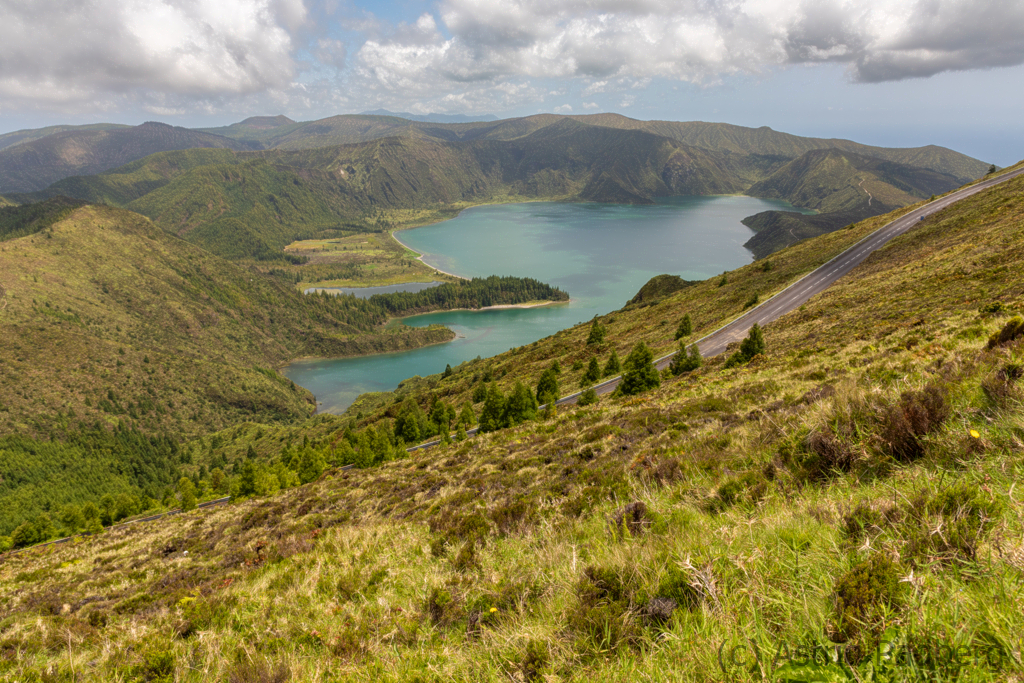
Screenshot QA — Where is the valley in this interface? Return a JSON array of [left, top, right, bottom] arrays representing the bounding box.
[[0, 110, 1019, 683], [0, 159, 1021, 681]]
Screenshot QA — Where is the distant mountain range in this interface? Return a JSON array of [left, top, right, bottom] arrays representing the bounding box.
[[0, 122, 259, 193], [359, 109, 499, 123], [0, 112, 993, 257]]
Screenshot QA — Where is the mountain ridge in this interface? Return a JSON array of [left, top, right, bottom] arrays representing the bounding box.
[[0, 122, 260, 193]]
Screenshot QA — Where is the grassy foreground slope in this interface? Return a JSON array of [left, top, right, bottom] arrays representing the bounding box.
[[0, 204, 454, 438], [1, 168, 1022, 681]]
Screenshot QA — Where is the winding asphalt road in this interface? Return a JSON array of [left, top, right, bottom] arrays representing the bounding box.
[[409, 166, 1024, 451]]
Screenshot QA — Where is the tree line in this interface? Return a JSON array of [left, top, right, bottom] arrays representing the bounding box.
[[366, 276, 569, 316]]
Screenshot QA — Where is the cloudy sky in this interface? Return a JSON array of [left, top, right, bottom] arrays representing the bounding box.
[[1, 0, 1022, 164]]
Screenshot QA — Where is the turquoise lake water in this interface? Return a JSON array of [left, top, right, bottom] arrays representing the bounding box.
[[283, 196, 805, 412]]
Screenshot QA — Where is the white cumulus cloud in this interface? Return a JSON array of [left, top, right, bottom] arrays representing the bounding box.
[[0, 0, 305, 109], [350, 0, 1024, 112]]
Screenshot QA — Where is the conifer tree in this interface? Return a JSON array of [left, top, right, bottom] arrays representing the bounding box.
[[740, 322, 766, 359], [504, 382, 538, 426], [237, 461, 258, 497], [577, 387, 599, 406], [297, 448, 327, 484], [458, 401, 476, 427], [618, 342, 661, 396], [582, 356, 602, 385], [430, 399, 451, 432], [604, 349, 621, 377], [178, 477, 197, 512], [725, 322, 766, 367], [479, 384, 506, 433], [536, 367, 560, 405], [669, 342, 703, 375], [674, 313, 693, 340], [586, 319, 606, 345]]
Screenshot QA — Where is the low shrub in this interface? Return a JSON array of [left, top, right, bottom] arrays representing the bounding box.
[[879, 384, 949, 462], [987, 316, 1024, 348], [981, 362, 1023, 410], [519, 640, 549, 682], [830, 554, 905, 653], [568, 566, 638, 656], [842, 502, 886, 541], [226, 654, 290, 683], [903, 484, 1003, 564]]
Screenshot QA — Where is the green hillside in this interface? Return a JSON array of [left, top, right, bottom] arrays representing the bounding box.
[[15, 148, 241, 206], [0, 203, 457, 441], [741, 208, 873, 259], [735, 149, 965, 256], [3, 115, 990, 269], [199, 112, 989, 183], [1, 167, 1021, 681], [0, 122, 259, 193], [747, 148, 962, 213], [9, 123, 747, 261], [0, 123, 130, 152]]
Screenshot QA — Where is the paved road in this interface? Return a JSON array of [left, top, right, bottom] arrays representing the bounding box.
[[410, 167, 1023, 450], [559, 165, 1024, 404]]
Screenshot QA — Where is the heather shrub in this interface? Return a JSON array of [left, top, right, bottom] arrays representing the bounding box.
[[830, 554, 905, 652], [879, 384, 950, 462]]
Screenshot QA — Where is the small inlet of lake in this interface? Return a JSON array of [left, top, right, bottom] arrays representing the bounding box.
[[283, 196, 809, 412]]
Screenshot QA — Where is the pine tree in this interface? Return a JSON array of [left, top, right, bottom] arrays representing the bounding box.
[[297, 448, 326, 484], [618, 342, 661, 396], [582, 356, 602, 385], [442, 363, 453, 378], [34, 513, 56, 542], [58, 504, 85, 535], [604, 349, 621, 377], [739, 322, 765, 359], [725, 323, 766, 367], [674, 314, 693, 340], [178, 477, 197, 512], [586, 319, 606, 345], [669, 342, 703, 375], [536, 367, 559, 405], [504, 382, 538, 426], [10, 521, 37, 548], [394, 399, 424, 443], [458, 401, 476, 427], [238, 460, 258, 497], [577, 387, 599, 406], [430, 399, 451, 432], [479, 384, 506, 433]]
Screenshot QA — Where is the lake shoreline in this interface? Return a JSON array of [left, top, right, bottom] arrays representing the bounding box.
[[391, 230, 470, 280], [395, 298, 572, 321], [284, 195, 801, 413]]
